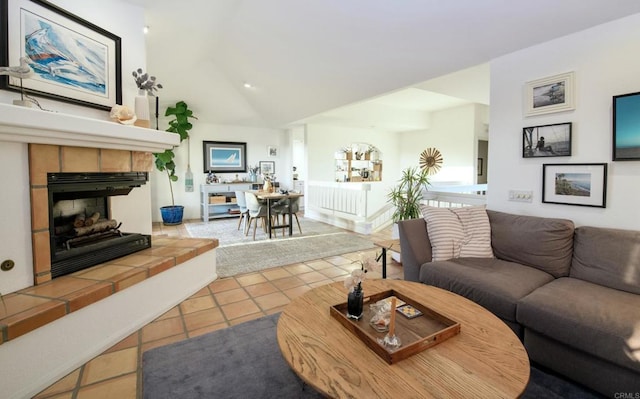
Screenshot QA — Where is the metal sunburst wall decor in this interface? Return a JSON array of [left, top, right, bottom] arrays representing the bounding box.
[[419, 148, 443, 175]]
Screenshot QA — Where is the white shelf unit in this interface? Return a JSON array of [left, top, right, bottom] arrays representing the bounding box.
[[335, 159, 383, 182], [200, 183, 252, 221]]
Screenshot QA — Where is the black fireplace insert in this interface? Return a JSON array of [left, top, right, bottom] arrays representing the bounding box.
[[47, 172, 151, 278]]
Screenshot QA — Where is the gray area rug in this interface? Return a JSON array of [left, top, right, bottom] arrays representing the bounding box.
[[143, 313, 604, 399], [185, 215, 345, 247], [215, 232, 375, 277]]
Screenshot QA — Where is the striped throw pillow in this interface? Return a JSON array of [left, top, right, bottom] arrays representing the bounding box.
[[421, 205, 494, 261]]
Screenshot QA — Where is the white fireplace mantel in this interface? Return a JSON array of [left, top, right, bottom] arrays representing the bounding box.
[[0, 103, 179, 152]]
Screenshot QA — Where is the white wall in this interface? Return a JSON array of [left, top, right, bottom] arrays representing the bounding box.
[[489, 13, 640, 229], [399, 104, 479, 185], [150, 121, 287, 221], [306, 124, 401, 214]]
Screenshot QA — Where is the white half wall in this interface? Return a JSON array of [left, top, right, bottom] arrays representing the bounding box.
[[0, 249, 217, 399], [306, 124, 401, 214], [488, 13, 640, 229]]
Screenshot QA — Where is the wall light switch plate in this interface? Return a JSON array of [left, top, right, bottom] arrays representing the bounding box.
[[508, 190, 533, 203]]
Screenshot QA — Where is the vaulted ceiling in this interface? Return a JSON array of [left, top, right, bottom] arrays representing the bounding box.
[[124, 0, 640, 130]]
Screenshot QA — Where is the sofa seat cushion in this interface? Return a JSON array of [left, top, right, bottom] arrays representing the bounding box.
[[419, 257, 555, 322], [517, 277, 640, 373]]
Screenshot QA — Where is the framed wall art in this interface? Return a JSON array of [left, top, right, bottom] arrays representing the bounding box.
[[524, 72, 575, 116], [203, 141, 247, 173], [0, 0, 122, 110], [267, 146, 278, 157], [522, 122, 572, 158], [542, 163, 607, 208], [612, 91, 640, 161], [259, 161, 275, 175]]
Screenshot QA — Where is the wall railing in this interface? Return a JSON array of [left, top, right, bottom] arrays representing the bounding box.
[[305, 181, 487, 234]]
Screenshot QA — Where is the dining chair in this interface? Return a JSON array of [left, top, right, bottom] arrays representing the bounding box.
[[234, 191, 249, 234], [272, 196, 302, 235], [244, 192, 269, 240]]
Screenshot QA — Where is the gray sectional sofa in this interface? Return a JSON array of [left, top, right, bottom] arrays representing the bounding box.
[[398, 209, 640, 397]]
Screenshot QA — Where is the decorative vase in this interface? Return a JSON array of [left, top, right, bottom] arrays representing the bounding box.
[[134, 89, 151, 128], [263, 180, 273, 193], [249, 173, 257, 183], [347, 288, 364, 320]]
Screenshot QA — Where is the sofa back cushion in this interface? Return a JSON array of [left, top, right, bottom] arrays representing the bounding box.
[[570, 226, 640, 294], [487, 210, 574, 278], [421, 205, 494, 261]]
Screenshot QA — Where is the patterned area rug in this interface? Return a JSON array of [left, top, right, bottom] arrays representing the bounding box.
[[185, 215, 345, 247], [215, 233, 375, 277]]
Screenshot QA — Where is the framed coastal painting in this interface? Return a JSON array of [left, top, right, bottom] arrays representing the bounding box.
[[522, 122, 572, 158], [203, 141, 247, 173], [0, 0, 122, 110], [542, 163, 607, 208], [524, 72, 575, 116], [612, 91, 640, 161], [259, 161, 275, 175]]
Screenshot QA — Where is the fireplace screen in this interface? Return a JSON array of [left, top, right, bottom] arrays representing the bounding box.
[[48, 172, 151, 278]]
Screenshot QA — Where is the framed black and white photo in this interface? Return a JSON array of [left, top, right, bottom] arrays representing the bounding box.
[[525, 72, 575, 116], [259, 161, 275, 175], [0, 0, 122, 110], [542, 163, 607, 208], [267, 146, 278, 157], [522, 122, 572, 158], [203, 141, 247, 173], [612, 91, 640, 161]]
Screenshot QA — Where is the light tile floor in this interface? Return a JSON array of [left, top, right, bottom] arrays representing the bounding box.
[[34, 218, 402, 399]]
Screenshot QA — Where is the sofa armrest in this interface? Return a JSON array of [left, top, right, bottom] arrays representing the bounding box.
[[398, 218, 432, 282]]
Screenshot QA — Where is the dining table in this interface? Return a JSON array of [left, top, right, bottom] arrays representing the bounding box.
[[252, 191, 304, 238]]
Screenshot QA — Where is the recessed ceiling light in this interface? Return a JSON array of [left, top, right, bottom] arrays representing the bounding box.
[[243, 82, 253, 89], [143, 26, 149, 34]]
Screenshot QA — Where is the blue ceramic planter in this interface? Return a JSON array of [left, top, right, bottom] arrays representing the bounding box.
[[160, 205, 184, 226]]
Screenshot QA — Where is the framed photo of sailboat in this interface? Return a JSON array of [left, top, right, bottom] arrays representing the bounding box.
[[203, 141, 247, 173], [0, 0, 122, 110]]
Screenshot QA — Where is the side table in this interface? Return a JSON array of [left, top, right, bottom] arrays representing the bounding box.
[[374, 239, 400, 279]]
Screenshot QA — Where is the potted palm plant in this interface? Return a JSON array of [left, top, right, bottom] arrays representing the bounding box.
[[155, 100, 197, 225], [387, 166, 430, 260]]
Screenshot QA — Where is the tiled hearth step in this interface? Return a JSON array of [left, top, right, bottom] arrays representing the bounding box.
[[0, 237, 218, 345]]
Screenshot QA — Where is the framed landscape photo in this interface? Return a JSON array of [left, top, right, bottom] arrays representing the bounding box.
[[203, 141, 247, 173], [525, 72, 575, 116], [542, 163, 607, 208], [522, 122, 572, 158], [612, 91, 640, 161], [0, 0, 122, 110], [259, 161, 275, 175]]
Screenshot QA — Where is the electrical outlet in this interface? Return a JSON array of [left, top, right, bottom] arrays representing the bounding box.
[[508, 190, 533, 203]]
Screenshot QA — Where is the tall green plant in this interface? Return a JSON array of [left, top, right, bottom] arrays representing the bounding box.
[[154, 101, 197, 206], [387, 166, 430, 222]]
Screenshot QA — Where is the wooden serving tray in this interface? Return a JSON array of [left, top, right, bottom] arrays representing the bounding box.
[[329, 289, 461, 364]]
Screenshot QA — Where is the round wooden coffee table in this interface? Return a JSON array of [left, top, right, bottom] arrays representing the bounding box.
[[277, 279, 529, 398]]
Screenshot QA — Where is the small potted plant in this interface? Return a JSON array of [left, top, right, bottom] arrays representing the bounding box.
[[154, 100, 197, 225]]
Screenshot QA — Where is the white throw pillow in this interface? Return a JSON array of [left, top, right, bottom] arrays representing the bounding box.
[[421, 205, 494, 261]]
